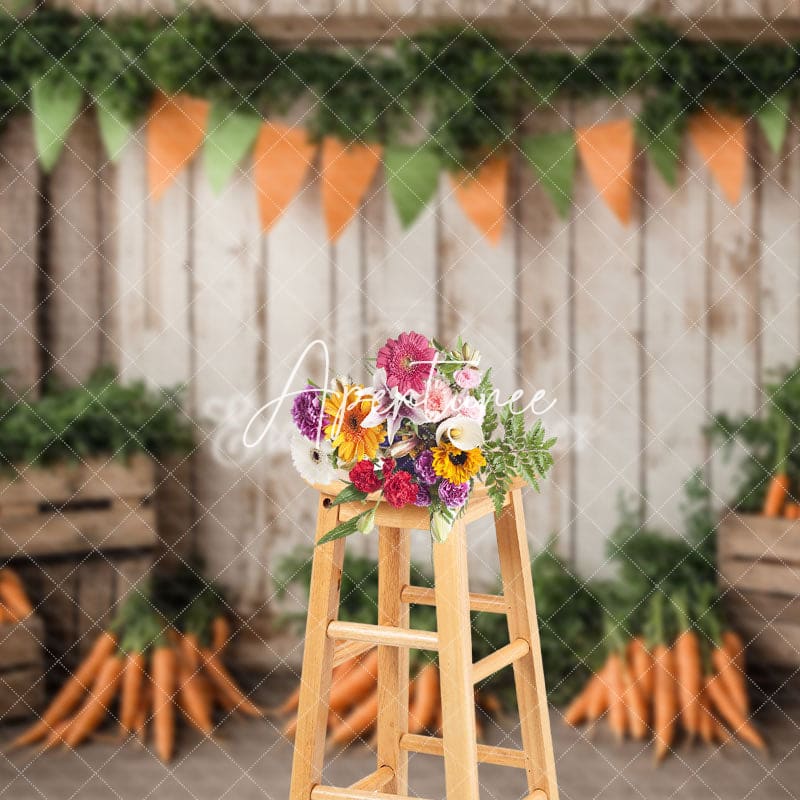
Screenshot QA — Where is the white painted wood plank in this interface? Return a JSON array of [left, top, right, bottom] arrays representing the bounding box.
[[572, 101, 642, 575], [517, 113, 574, 557], [439, 160, 517, 583], [706, 129, 761, 510], [643, 149, 710, 536], [758, 128, 800, 380], [0, 115, 40, 396]]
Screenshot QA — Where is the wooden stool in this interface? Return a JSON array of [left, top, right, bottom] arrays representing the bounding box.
[[288, 480, 559, 800]]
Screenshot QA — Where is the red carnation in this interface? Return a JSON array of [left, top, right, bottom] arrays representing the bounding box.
[[381, 458, 396, 476], [349, 460, 382, 493], [383, 470, 418, 509]]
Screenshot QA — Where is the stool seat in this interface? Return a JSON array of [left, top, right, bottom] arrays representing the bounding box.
[[287, 483, 559, 800]]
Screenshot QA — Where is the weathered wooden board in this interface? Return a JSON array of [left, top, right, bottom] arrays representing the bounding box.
[[0, 665, 46, 721], [0, 616, 45, 669], [0, 115, 40, 396], [571, 100, 642, 574], [643, 148, 710, 532], [718, 512, 800, 564]]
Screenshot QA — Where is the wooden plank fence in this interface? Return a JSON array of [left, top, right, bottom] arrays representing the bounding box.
[[1, 3, 799, 643]]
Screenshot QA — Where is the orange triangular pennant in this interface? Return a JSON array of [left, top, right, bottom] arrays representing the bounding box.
[[252, 123, 316, 232], [688, 110, 747, 204], [576, 119, 634, 225], [147, 93, 209, 201], [321, 138, 382, 241], [450, 157, 508, 245]]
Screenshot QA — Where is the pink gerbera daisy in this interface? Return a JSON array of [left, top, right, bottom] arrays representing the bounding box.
[[376, 332, 436, 395]]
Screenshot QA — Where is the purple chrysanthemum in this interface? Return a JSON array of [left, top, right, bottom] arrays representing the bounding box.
[[414, 450, 437, 486], [438, 479, 470, 508], [414, 485, 432, 507], [292, 385, 327, 441]]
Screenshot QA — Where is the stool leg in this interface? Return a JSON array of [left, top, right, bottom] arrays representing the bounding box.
[[432, 518, 480, 800], [495, 489, 559, 800], [377, 526, 410, 794], [289, 497, 346, 800]]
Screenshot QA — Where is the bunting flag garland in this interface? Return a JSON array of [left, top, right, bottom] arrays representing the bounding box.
[[384, 145, 441, 228], [204, 105, 262, 194], [450, 156, 509, 245], [321, 138, 383, 242], [576, 119, 635, 225], [757, 94, 790, 155], [252, 123, 316, 232], [31, 71, 84, 173], [95, 99, 132, 162], [521, 131, 576, 218], [147, 93, 210, 201], [688, 110, 747, 205]]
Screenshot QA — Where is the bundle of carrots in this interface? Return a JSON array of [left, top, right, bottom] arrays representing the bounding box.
[[0, 568, 35, 623], [10, 587, 262, 761], [563, 591, 765, 763], [276, 655, 499, 749], [762, 418, 800, 519]]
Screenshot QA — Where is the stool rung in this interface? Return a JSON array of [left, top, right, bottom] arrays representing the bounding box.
[[472, 638, 530, 684], [311, 788, 427, 800], [399, 732, 527, 769], [332, 639, 374, 668], [400, 585, 508, 614], [525, 792, 548, 800], [349, 765, 394, 791], [327, 620, 439, 651]]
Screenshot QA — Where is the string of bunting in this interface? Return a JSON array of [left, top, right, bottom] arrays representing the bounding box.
[[5, 9, 797, 240]]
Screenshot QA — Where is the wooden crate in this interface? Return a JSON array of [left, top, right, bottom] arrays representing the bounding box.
[[0, 616, 45, 721], [0, 456, 158, 673], [718, 512, 800, 669]]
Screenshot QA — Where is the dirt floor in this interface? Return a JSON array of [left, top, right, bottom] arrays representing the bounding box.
[[1, 674, 797, 800]]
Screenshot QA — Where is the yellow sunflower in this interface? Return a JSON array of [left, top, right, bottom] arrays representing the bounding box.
[[324, 385, 384, 463], [431, 443, 486, 484]]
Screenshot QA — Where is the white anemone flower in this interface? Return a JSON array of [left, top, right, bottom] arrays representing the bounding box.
[[290, 434, 337, 484], [435, 416, 484, 450]]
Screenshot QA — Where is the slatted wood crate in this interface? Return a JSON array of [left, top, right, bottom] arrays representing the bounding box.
[[718, 512, 800, 669], [0, 616, 45, 721], [0, 455, 158, 674]]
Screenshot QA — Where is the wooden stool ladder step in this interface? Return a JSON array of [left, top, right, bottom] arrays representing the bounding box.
[[288, 487, 559, 800]]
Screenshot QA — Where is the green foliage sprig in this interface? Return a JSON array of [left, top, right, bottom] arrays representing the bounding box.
[[2, 11, 800, 168], [0, 366, 194, 471], [708, 362, 800, 511]]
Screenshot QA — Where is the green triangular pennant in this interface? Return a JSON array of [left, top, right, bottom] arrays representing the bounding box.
[[521, 131, 576, 218], [757, 94, 790, 155], [647, 121, 682, 187], [204, 104, 262, 194], [31, 70, 84, 173], [384, 145, 441, 228], [95, 98, 132, 162]]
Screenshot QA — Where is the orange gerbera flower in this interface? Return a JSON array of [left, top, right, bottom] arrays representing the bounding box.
[[324, 384, 385, 463]]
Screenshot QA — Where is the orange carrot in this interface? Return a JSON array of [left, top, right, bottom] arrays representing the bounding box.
[[151, 646, 177, 762], [705, 673, 765, 750], [763, 474, 790, 517], [328, 689, 379, 747], [408, 662, 439, 734], [697, 686, 714, 745], [784, 502, 800, 520], [722, 630, 746, 675], [606, 653, 627, 742], [622, 664, 649, 740], [712, 644, 748, 717], [63, 655, 125, 748], [201, 649, 262, 717], [563, 674, 599, 727], [477, 691, 503, 719], [40, 717, 74, 751], [653, 644, 677, 763], [178, 661, 214, 736], [11, 630, 117, 748], [119, 652, 145, 734], [211, 616, 231, 654], [587, 663, 610, 722], [133, 686, 150, 743], [628, 638, 654, 701], [673, 610, 702, 740], [181, 633, 203, 671], [0, 569, 34, 619], [327, 649, 379, 714]]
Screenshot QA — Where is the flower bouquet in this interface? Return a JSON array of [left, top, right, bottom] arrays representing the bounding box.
[[290, 332, 556, 544]]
